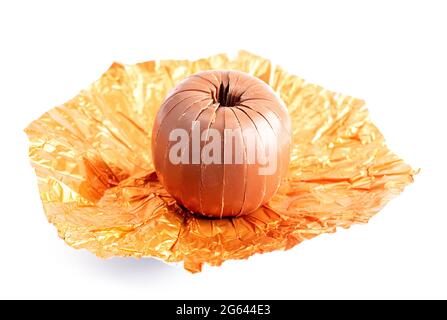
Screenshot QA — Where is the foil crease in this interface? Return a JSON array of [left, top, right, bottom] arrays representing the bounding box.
[[25, 51, 416, 272]]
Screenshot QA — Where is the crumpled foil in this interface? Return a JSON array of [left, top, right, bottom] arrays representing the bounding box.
[[25, 51, 416, 272]]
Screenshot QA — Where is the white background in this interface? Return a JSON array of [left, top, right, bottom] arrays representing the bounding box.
[[1, 0, 446, 299]]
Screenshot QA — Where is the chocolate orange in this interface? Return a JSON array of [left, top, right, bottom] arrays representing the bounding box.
[[152, 70, 291, 217]]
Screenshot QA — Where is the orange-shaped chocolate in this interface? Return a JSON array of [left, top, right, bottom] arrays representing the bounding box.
[[152, 70, 291, 217]]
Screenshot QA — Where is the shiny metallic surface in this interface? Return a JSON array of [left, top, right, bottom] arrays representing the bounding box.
[[25, 51, 416, 273]]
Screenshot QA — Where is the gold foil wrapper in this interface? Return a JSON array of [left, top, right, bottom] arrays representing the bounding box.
[[25, 51, 416, 272]]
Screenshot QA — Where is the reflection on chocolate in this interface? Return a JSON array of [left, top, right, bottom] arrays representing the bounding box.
[[152, 70, 291, 218]]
